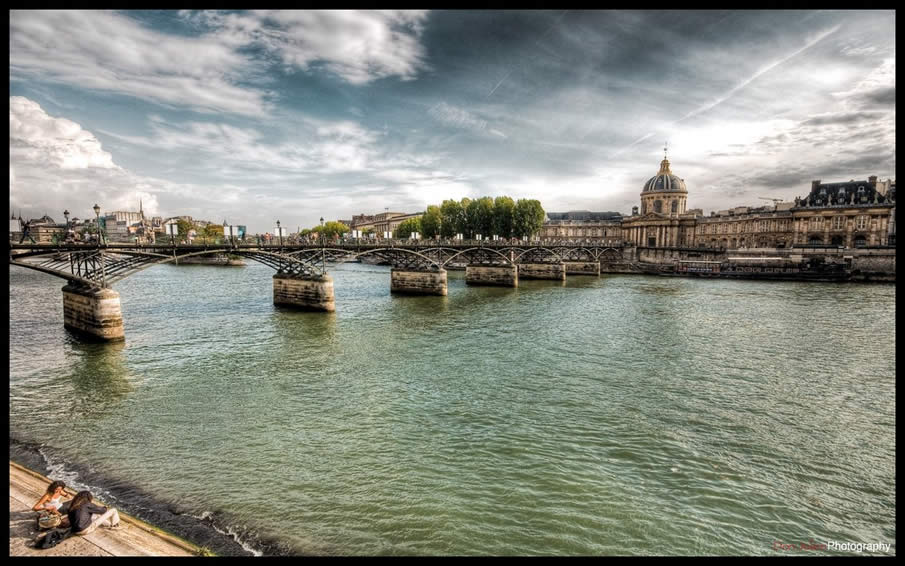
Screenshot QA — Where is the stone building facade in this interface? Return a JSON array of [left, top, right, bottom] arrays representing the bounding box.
[[349, 211, 423, 236], [542, 154, 896, 250], [540, 211, 623, 245]]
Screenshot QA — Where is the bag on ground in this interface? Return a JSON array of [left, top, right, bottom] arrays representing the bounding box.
[[36, 511, 62, 530], [36, 528, 69, 549]]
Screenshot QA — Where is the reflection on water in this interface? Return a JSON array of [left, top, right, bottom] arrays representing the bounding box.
[[65, 340, 134, 418]]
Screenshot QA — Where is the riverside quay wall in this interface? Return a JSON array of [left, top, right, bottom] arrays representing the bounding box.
[[563, 261, 601, 276], [627, 245, 895, 281]]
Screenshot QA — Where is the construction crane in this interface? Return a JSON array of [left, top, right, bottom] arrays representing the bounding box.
[[758, 197, 784, 203]]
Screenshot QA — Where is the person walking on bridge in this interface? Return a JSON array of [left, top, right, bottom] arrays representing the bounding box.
[[19, 222, 36, 244]]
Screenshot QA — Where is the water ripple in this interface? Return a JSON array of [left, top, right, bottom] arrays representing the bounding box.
[[9, 264, 896, 555]]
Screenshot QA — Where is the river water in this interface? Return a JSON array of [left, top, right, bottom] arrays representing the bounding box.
[[8, 262, 896, 556]]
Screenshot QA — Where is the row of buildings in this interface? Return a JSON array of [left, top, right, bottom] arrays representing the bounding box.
[[9, 203, 232, 244], [338, 154, 894, 250], [342, 211, 424, 237], [12, 155, 895, 250], [540, 154, 896, 249]]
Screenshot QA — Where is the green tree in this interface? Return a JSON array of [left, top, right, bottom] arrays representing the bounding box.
[[176, 219, 193, 239], [465, 198, 480, 238], [421, 205, 442, 238], [439, 199, 462, 238], [474, 196, 495, 238], [313, 221, 349, 239], [492, 196, 515, 239], [513, 199, 546, 239], [457, 197, 471, 236], [394, 217, 422, 239], [200, 224, 224, 243]]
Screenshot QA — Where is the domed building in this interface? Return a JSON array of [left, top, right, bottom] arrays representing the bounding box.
[[621, 150, 699, 247], [540, 147, 895, 252], [640, 153, 687, 217]]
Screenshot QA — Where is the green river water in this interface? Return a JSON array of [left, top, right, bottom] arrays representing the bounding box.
[[8, 262, 896, 555]]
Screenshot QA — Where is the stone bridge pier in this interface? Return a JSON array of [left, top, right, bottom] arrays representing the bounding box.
[[273, 273, 335, 312], [518, 263, 566, 280], [62, 283, 125, 341], [563, 261, 601, 276], [465, 264, 518, 287], [390, 269, 448, 295]]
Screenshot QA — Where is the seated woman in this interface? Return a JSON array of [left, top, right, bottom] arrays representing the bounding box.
[[33, 480, 72, 527], [67, 490, 122, 536]]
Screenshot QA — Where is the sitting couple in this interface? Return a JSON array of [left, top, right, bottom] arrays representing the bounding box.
[[34, 480, 121, 535]]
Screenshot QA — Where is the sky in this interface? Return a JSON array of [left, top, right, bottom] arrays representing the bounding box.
[[9, 10, 896, 233]]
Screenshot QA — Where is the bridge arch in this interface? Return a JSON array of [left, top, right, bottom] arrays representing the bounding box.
[[512, 247, 563, 263], [9, 248, 323, 288], [440, 247, 514, 267], [288, 247, 444, 272]]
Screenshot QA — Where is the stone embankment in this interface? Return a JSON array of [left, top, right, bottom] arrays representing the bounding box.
[[9, 461, 201, 556]]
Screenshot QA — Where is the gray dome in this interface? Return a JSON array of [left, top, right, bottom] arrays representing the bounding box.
[[642, 157, 687, 193], [643, 173, 686, 193]]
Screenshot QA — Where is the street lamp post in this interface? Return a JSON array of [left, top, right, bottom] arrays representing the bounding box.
[[93, 204, 104, 246], [92, 203, 106, 287], [277, 220, 283, 248], [63, 209, 70, 243], [320, 217, 325, 273]]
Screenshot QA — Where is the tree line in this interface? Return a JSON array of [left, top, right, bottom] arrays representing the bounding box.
[[395, 197, 545, 239]]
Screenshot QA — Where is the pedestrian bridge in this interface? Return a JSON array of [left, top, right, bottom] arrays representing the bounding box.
[[9, 242, 624, 341]]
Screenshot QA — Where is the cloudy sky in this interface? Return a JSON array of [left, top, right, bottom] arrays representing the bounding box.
[[9, 10, 896, 232]]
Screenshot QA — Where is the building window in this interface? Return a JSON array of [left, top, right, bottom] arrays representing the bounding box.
[[833, 216, 845, 230], [856, 215, 869, 230], [854, 235, 867, 247], [654, 200, 663, 214], [671, 200, 678, 213], [810, 216, 824, 230], [759, 220, 768, 232]]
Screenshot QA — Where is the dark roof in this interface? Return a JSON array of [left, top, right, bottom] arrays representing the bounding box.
[[547, 211, 623, 221], [642, 174, 687, 193], [797, 179, 894, 207]]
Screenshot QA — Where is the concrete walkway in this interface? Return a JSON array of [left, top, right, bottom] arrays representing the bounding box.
[[9, 460, 200, 556]]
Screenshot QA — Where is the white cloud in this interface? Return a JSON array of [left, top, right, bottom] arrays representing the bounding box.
[[10, 10, 269, 117], [832, 57, 896, 108], [9, 96, 117, 170], [8, 96, 245, 222], [184, 10, 430, 85]]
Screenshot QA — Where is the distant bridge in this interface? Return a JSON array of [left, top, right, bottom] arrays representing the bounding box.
[[9, 241, 625, 341], [9, 242, 625, 288]]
